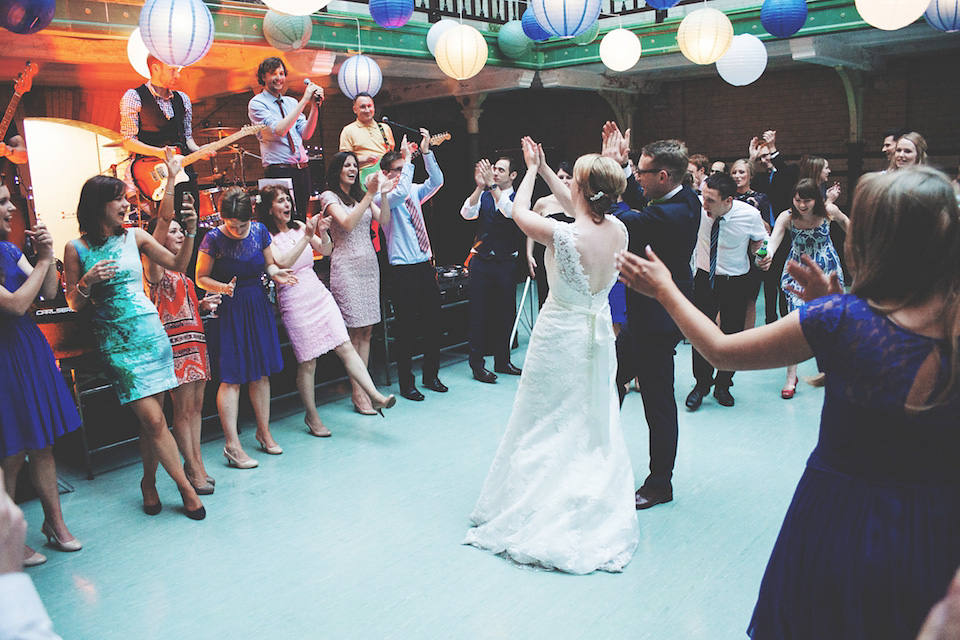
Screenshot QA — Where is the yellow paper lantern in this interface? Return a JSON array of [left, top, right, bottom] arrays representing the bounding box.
[[435, 24, 488, 80], [599, 28, 642, 72], [854, 0, 928, 31], [677, 7, 733, 65]]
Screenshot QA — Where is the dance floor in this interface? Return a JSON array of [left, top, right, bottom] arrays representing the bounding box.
[[23, 301, 822, 639]]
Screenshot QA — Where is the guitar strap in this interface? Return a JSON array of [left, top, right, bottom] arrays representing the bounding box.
[[375, 122, 393, 153]]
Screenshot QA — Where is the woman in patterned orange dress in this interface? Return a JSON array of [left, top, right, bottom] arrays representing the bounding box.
[[144, 192, 221, 495]]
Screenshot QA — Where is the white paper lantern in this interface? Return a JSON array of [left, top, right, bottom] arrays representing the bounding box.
[[435, 24, 488, 80], [139, 0, 215, 67], [530, 0, 601, 38], [854, 0, 928, 30], [676, 7, 734, 65], [337, 54, 383, 100], [925, 0, 960, 32], [262, 0, 331, 16], [127, 28, 151, 79], [263, 10, 312, 52], [427, 18, 458, 56], [716, 34, 768, 86], [599, 28, 642, 72]]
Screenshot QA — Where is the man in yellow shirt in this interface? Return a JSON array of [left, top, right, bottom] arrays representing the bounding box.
[[339, 93, 395, 173]]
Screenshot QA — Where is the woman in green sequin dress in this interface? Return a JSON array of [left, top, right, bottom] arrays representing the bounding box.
[[63, 154, 206, 520]]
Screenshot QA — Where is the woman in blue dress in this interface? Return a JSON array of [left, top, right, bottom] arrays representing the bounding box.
[[0, 184, 82, 566], [63, 159, 205, 520], [195, 187, 295, 469], [763, 179, 848, 399], [618, 166, 960, 640]]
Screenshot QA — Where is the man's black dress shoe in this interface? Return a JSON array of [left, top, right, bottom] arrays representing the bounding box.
[[473, 368, 498, 384], [685, 386, 708, 411], [713, 386, 735, 407], [494, 363, 522, 375], [400, 386, 425, 401], [422, 378, 448, 393], [635, 488, 673, 510]]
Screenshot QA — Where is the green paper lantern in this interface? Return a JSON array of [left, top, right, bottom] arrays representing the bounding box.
[[572, 20, 599, 45], [263, 10, 312, 52], [498, 20, 533, 59]]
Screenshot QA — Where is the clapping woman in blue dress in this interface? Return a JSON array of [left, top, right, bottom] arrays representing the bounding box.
[[63, 157, 205, 520], [618, 166, 960, 640], [0, 184, 83, 566]]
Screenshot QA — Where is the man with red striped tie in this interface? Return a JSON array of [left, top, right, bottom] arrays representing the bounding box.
[[376, 128, 446, 402]]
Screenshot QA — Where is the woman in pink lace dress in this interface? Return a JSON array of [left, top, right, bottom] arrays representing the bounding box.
[[258, 185, 395, 436], [321, 152, 390, 414]]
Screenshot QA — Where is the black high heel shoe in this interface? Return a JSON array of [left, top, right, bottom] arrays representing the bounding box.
[[141, 479, 161, 515]]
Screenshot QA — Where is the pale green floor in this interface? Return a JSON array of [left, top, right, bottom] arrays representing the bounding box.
[[22, 299, 823, 640]]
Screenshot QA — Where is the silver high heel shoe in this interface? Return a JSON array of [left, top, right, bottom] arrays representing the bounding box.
[[41, 522, 82, 552], [223, 447, 258, 469]]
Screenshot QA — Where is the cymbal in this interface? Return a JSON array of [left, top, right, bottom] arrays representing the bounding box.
[[198, 173, 223, 182], [102, 139, 126, 148], [198, 126, 240, 136]]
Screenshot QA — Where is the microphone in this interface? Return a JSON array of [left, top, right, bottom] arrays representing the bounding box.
[[381, 116, 420, 135], [302, 78, 323, 101]]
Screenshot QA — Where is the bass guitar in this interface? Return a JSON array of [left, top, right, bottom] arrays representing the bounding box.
[[131, 123, 264, 201]]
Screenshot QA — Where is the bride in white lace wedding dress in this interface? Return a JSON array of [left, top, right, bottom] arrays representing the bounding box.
[[464, 138, 640, 574]]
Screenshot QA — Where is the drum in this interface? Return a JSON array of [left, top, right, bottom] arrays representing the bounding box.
[[197, 188, 221, 227]]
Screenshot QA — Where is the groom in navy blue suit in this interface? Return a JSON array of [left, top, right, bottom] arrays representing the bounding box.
[[604, 127, 701, 510]]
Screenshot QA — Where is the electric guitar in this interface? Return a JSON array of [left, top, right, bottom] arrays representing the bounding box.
[[0, 61, 37, 143], [131, 123, 265, 201], [358, 131, 452, 184]]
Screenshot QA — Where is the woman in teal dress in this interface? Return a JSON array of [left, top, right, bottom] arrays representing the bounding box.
[[62, 153, 206, 520]]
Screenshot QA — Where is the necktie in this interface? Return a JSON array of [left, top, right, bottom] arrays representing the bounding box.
[[275, 98, 297, 155], [406, 197, 431, 254], [709, 217, 721, 289]]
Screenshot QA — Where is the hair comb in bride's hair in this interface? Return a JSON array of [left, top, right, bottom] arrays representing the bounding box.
[[589, 191, 605, 202]]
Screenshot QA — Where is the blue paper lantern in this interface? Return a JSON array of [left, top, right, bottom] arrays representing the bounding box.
[[925, 0, 960, 32], [530, 0, 601, 38], [0, 0, 55, 34], [521, 9, 551, 42], [760, 0, 808, 38], [498, 20, 533, 59], [139, 0, 214, 67], [645, 0, 681, 9], [369, 0, 413, 29], [338, 54, 383, 100]]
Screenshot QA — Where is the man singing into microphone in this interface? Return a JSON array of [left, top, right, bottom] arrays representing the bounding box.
[[248, 56, 323, 221]]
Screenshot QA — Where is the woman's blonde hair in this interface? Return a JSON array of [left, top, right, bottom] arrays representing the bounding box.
[[573, 154, 626, 223], [848, 166, 960, 407], [730, 158, 755, 178], [888, 131, 928, 171]]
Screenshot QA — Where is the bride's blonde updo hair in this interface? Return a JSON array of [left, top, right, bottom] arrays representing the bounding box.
[[573, 154, 626, 224]]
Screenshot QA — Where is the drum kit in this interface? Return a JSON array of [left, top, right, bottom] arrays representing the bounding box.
[[101, 124, 322, 229]]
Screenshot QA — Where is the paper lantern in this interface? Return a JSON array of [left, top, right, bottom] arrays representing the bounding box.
[[716, 34, 768, 86], [369, 0, 413, 29], [139, 0, 215, 67], [498, 20, 534, 59], [676, 7, 733, 65], [435, 24, 488, 80], [262, 0, 330, 15], [530, 0, 601, 38], [427, 18, 458, 55], [0, 0, 55, 34], [599, 28, 641, 72], [646, 0, 680, 8], [262, 10, 312, 52], [522, 8, 551, 42], [925, 0, 960, 32], [337, 54, 383, 100], [760, 0, 808, 38], [571, 20, 599, 45], [854, 0, 928, 30], [127, 28, 152, 79]]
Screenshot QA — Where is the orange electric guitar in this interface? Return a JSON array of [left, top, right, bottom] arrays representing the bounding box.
[[0, 61, 37, 144], [131, 123, 265, 201]]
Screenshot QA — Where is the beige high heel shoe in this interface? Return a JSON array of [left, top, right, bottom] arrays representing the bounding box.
[[255, 436, 282, 455], [372, 394, 397, 417], [41, 522, 82, 552], [24, 550, 47, 567], [223, 447, 258, 469]]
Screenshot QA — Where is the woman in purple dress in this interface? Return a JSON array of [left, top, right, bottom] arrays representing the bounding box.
[[257, 185, 395, 436], [0, 185, 82, 566], [618, 166, 960, 640]]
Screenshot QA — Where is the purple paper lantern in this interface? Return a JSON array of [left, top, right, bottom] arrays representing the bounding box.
[[0, 0, 55, 34], [521, 8, 550, 42], [369, 0, 413, 29], [645, 0, 681, 9], [760, 0, 808, 38]]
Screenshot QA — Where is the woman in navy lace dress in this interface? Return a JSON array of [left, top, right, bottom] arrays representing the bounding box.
[[618, 166, 960, 640]]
